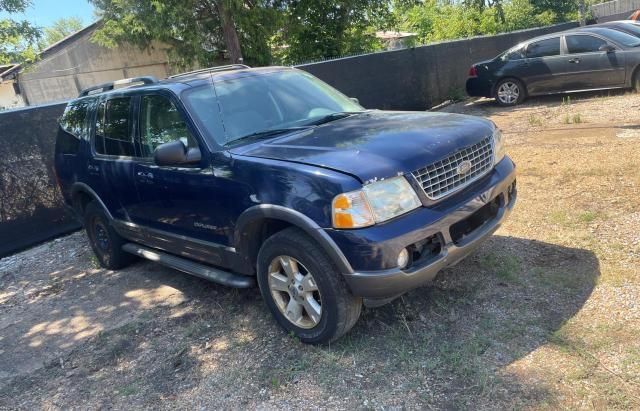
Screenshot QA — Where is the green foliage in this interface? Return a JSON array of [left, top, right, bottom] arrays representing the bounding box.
[[397, 0, 563, 44], [90, 0, 279, 69], [89, 0, 588, 67], [0, 0, 41, 64], [275, 0, 394, 64], [42, 17, 84, 47]]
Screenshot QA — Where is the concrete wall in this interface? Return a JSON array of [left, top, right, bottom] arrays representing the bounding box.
[[15, 27, 172, 105], [298, 22, 578, 111], [591, 0, 640, 22]]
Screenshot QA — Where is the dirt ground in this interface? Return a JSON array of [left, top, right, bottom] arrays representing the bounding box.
[[1, 91, 639, 409]]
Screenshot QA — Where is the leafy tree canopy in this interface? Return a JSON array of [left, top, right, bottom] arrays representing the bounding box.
[[89, 0, 600, 67], [42, 17, 84, 47], [0, 0, 41, 65]]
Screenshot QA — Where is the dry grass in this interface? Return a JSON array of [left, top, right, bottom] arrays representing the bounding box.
[[0, 91, 638, 409]]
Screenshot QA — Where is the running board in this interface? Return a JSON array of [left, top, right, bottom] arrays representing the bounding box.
[[122, 243, 256, 288]]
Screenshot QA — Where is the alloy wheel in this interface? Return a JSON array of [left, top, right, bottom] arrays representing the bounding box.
[[497, 81, 520, 105], [268, 255, 322, 329]]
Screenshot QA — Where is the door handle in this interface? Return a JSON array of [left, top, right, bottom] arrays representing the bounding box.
[[87, 164, 99, 172], [569, 58, 580, 64], [137, 171, 154, 179]]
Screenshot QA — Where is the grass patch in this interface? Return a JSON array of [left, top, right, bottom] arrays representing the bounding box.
[[528, 114, 543, 127], [479, 252, 522, 282]]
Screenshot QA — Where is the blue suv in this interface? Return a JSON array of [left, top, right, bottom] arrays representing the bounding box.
[[54, 65, 517, 343]]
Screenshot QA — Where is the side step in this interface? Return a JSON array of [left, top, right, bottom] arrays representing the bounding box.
[[122, 243, 256, 288]]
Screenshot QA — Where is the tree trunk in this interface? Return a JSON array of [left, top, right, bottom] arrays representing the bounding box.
[[216, 0, 243, 63], [578, 0, 586, 26]]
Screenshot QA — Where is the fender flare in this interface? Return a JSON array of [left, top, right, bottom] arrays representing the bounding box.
[[234, 204, 354, 274], [70, 182, 114, 220]]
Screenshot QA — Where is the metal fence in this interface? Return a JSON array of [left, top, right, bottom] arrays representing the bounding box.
[[0, 102, 81, 257]]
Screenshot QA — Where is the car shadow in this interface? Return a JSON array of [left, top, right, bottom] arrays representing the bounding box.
[[0, 234, 599, 408]]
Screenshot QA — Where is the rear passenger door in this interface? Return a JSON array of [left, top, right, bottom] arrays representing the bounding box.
[[88, 95, 139, 221], [563, 34, 626, 89], [523, 37, 567, 94]]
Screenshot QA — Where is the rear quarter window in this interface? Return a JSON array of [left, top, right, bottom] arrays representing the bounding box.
[[57, 99, 91, 155]]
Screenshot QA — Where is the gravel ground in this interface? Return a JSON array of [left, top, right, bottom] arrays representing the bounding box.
[[0, 90, 638, 409]]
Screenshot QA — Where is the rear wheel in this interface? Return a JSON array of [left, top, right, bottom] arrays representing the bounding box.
[[495, 78, 526, 106], [257, 228, 362, 344], [84, 202, 135, 270]]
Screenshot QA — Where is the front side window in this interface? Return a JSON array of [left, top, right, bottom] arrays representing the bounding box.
[[566, 35, 607, 54], [94, 97, 134, 156], [139, 95, 197, 158], [182, 69, 364, 146], [526, 38, 561, 58]]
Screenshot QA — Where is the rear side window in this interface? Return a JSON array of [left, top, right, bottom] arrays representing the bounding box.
[[526, 38, 560, 58], [94, 97, 135, 157], [502, 47, 524, 61], [58, 100, 90, 154], [566, 35, 607, 54]]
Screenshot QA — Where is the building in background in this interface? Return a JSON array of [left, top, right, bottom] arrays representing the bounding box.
[[0, 21, 174, 107], [375, 31, 417, 50], [0, 64, 25, 109]]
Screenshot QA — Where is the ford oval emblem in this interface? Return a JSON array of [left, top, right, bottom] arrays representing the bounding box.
[[457, 160, 472, 176]]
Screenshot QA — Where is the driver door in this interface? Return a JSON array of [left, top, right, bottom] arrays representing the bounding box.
[[129, 93, 231, 262]]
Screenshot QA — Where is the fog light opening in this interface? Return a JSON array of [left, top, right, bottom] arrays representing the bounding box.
[[397, 248, 410, 269]]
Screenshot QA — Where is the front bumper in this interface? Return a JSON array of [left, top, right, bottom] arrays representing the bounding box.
[[337, 157, 517, 299]]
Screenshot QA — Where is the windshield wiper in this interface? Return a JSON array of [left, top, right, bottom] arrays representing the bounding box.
[[225, 127, 310, 147], [305, 111, 363, 126]]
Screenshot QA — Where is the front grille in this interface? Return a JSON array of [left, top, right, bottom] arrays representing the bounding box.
[[412, 136, 494, 200]]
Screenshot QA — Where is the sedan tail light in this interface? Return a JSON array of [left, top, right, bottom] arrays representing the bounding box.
[[468, 65, 478, 77]]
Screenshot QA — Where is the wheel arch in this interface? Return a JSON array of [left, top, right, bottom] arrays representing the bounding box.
[[234, 205, 354, 275], [70, 183, 113, 220]]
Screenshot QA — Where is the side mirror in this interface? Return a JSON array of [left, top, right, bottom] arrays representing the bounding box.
[[599, 44, 615, 53], [154, 140, 201, 166], [350, 97, 360, 105]]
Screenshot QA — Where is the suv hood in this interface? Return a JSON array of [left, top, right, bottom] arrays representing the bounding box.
[[229, 111, 495, 183]]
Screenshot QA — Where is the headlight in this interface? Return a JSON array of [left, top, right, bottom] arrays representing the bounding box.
[[493, 127, 506, 165], [332, 176, 421, 229]]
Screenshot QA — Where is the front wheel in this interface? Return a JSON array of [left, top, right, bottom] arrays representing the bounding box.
[[495, 78, 526, 106], [633, 70, 640, 93], [257, 228, 362, 344]]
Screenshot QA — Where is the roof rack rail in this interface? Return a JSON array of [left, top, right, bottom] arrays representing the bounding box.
[[78, 76, 158, 97], [168, 64, 251, 79]]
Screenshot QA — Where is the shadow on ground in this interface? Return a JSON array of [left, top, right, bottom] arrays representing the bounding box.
[[0, 234, 599, 408]]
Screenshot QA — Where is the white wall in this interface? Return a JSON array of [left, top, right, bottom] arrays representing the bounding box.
[[0, 81, 25, 109]]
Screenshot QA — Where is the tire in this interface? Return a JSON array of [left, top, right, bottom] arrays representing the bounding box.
[[633, 69, 640, 93], [495, 78, 526, 106], [84, 202, 135, 270], [256, 227, 362, 344]]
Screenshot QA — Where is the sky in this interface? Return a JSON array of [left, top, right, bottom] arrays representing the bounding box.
[[2, 0, 96, 28]]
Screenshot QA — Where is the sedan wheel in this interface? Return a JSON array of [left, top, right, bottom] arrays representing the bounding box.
[[268, 255, 322, 329], [497, 81, 521, 105]]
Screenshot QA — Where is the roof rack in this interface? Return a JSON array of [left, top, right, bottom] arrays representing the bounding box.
[[168, 64, 251, 79], [78, 76, 158, 97]]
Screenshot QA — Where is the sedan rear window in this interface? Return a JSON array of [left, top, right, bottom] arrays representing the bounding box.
[[526, 38, 560, 58]]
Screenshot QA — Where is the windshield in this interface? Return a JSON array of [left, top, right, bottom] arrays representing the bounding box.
[[589, 27, 640, 47], [182, 69, 364, 146]]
